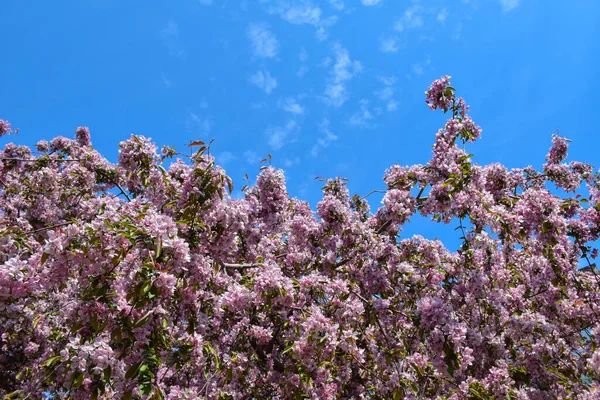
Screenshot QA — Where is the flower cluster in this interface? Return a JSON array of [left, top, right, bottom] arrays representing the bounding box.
[[425, 75, 453, 112], [0, 119, 11, 137], [1, 77, 600, 399]]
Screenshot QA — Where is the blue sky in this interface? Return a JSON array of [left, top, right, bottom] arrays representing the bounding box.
[[1, 0, 599, 241]]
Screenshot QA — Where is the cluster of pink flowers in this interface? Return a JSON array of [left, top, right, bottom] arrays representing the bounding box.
[[425, 75, 453, 112], [1, 78, 600, 399], [0, 119, 11, 137]]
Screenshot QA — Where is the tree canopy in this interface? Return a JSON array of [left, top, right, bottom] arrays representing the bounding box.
[[1, 77, 600, 399]]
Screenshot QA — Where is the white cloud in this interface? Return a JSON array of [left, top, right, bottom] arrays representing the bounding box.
[[160, 21, 188, 59], [297, 49, 309, 77], [375, 76, 398, 111], [332, 45, 361, 82], [453, 22, 463, 39], [412, 55, 431, 76], [263, 1, 337, 41], [266, 120, 300, 149], [215, 151, 236, 164], [278, 97, 305, 114], [500, 0, 520, 12], [394, 5, 424, 32], [379, 36, 400, 53], [281, 4, 321, 24], [323, 43, 362, 107], [378, 75, 397, 86], [283, 157, 301, 167], [297, 65, 309, 77], [247, 23, 279, 58], [299, 49, 309, 62], [375, 86, 394, 101], [347, 99, 375, 128], [437, 8, 448, 22], [361, 0, 381, 6], [185, 113, 212, 135], [244, 150, 260, 164], [249, 70, 278, 94], [324, 84, 347, 107], [311, 119, 338, 157], [329, 0, 344, 10]]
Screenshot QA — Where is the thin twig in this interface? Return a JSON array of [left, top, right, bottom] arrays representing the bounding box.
[[221, 263, 263, 270], [26, 221, 74, 235], [0, 157, 82, 162], [361, 189, 386, 200]]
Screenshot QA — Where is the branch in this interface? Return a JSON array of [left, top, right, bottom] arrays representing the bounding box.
[[376, 219, 393, 234], [26, 221, 74, 235], [221, 263, 263, 270], [361, 189, 386, 200], [0, 157, 82, 162], [96, 169, 131, 201]]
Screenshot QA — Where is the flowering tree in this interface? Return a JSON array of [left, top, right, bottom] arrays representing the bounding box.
[[1, 77, 600, 399]]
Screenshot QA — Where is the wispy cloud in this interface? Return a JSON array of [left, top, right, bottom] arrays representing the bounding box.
[[411, 55, 431, 77], [185, 112, 212, 135], [160, 21, 188, 59], [378, 76, 397, 86], [278, 97, 305, 114], [437, 8, 448, 22], [374, 79, 398, 111], [329, 0, 344, 10], [283, 156, 301, 167], [394, 5, 424, 32], [215, 151, 236, 165], [453, 22, 463, 39], [297, 49, 310, 77], [379, 36, 400, 53], [244, 150, 260, 164], [311, 119, 338, 156], [323, 43, 362, 107], [263, 0, 337, 41], [361, 0, 381, 6], [249, 70, 278, 94], [266, 120, 300, 149], [247, 23, 279, 59], [412, 64, 424, 75], [375, 86, 394, 101], [347, 99, 377, 128], [500, 0, 520, 12]]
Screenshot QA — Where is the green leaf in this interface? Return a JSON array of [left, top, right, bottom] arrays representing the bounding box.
[[4, 390, 22, 399], [41, 355, 62, 368], [40, 252, 49, 265], [125, 362, 142, 379], [71, 371, 84, 388], [139, 280, 153, 297], [393, 388, 404, 400], [133, 311, 153, 328], [104, 366, 112, 381]]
